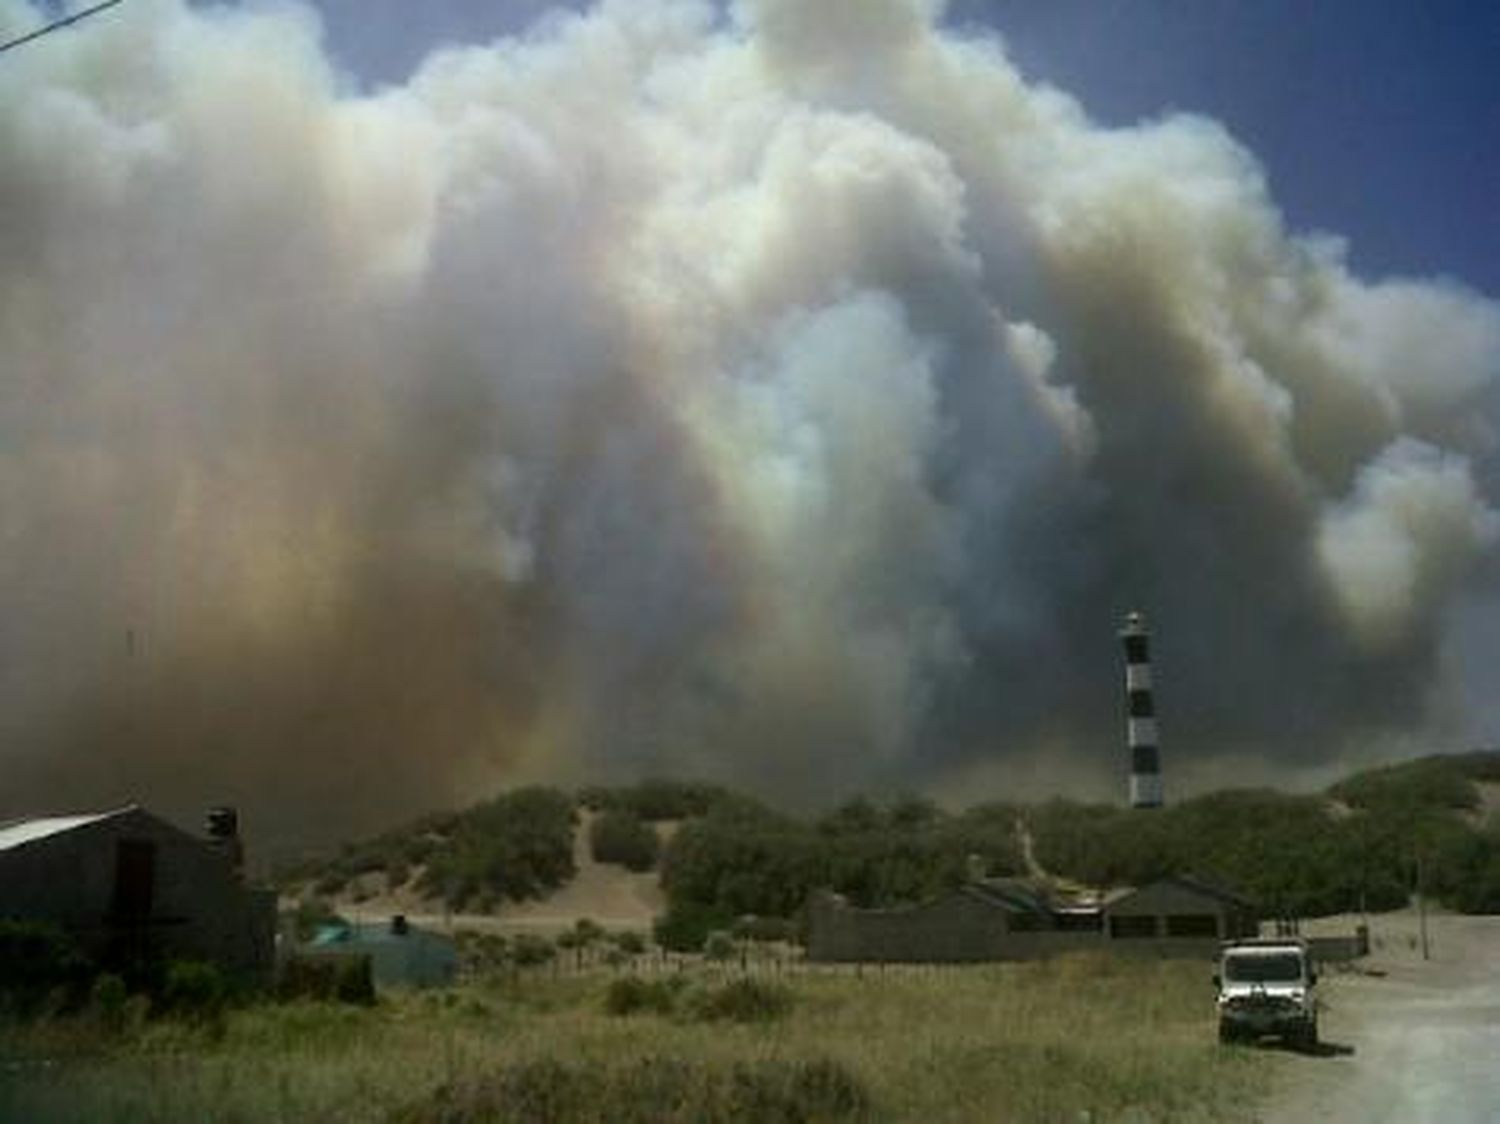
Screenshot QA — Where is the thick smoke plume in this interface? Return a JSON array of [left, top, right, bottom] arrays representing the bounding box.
[[2, 0, 1497, 839]]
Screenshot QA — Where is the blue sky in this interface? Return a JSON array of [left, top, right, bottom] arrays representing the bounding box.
[[303, 0, 1500, 298]]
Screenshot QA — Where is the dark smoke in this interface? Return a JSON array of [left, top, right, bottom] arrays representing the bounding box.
[[1, 0, 1496, 841]]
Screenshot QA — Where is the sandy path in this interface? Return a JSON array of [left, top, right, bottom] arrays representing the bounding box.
[[1260, 910, 1500, 1123]]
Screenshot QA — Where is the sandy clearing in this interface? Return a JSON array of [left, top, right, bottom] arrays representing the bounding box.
[[1260, 909, 1500, 1124], [339, 810, 664, 936]]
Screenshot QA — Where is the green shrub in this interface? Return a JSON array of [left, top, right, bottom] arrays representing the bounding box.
[[277, 954, 375, 1005], [659, 795, 1017, 929], [612, 930, 647, 955], [416, 787, 577, 909], [1330, 757, 1481, 813], [278, 956, 337, 1002], [459, 932, 510, 973], [0, 921, 93, 1015], [335, 956, 376, 1006], [578, 780, 733, 821], [509, 934, 555, 968], [727, 1057, 870, 1121], [603, 976, 680, 1016], [391, 1054, 866, 1123], [732, 915, 799, 943], [161, 960, 228, 1022], [703, 930, 736, 961], [653, 901, 733, 953], [89, 972, 130, 1033], [589, 809, 661, 871], [684, 978, 792, 1023], [1452, 749, 1500, 783]]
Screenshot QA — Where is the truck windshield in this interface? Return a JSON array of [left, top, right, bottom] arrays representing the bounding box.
[[1224, 953, 1303, 982]]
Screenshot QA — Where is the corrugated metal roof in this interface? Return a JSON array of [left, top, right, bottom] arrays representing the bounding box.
[[0, 807, 134, 853]]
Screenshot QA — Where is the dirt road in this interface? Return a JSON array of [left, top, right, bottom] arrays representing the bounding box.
[[1261, 911, 1500, 1123]]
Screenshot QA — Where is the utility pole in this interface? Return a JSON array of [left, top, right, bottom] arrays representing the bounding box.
[[1357, 812, 1368, 924], [1415, 848, 1431, 961]]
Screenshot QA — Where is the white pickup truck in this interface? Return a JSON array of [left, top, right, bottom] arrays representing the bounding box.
[[1214, 937, 1319, 1047]]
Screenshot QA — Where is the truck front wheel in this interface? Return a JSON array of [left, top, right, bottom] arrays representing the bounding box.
[[1286, 1018, 1317, 1050], [1300, 1017, 1319, 1049]]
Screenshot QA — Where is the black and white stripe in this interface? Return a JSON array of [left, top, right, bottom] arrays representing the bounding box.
[[1120, 610, 1163, 808]]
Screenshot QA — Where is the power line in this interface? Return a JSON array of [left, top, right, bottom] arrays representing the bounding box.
[[0, 0, 126, 57]]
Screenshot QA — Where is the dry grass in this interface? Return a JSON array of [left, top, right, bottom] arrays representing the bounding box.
[[1, 954, 1271, 1123]]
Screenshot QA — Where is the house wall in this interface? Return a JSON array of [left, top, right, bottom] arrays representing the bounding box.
[[806, 879, 1262, 964], [807, 892, 1014, 962], [0, 809, 275, 982], [299, 931, 458, 989], [1308, 934, 1368, 964], [1105, 882, 1254, 941]]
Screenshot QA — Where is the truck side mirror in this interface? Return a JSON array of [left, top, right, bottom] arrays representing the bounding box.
[[1212, 973, 1221, 988], [1308, 970, 1317, 985]]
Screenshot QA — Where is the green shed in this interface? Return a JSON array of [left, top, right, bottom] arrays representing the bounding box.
[[307, 915, 457, 989]]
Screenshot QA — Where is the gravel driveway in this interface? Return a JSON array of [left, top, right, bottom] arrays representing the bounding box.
[[1260, 911, 1500, 1123]]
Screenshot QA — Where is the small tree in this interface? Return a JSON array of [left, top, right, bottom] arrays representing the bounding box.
[[703, 930, 736, 962], [161, 960, 229, 1023], [613, 930, 647, 956], [654, 902, 733, 953], [510, 934, 556, 968], [89, 973, 129, 1033]]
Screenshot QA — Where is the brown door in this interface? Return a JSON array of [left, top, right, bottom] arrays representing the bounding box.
[[111, 839, 156, 919]]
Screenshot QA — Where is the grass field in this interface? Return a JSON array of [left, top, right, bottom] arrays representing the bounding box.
[[1, 955, 1271, 1123]]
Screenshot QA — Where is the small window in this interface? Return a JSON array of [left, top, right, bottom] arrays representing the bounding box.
[[1123, 636, 1150, 664], [1165, 914, 1219, 937], [1109, 915, 1157, 939], [1128, 690, 1155, 718]]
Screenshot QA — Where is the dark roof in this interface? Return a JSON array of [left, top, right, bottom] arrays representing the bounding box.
[[1107, 874, 1256, 911], [1167, 873, 1256, 909], [814, 878, 1059, 917], [962, 877, 1055, 915]]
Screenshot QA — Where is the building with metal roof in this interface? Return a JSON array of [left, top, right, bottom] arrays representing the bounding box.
[[0, 805, 275, 983]]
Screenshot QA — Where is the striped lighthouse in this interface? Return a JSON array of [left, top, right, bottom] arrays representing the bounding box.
[[1120, 610, 1163, 808]]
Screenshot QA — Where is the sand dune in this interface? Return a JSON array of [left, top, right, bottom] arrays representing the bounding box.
[[338, 811, 665, 936]]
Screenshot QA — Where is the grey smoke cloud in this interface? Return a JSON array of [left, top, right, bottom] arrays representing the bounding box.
[[1, 0, 1496, 839]]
